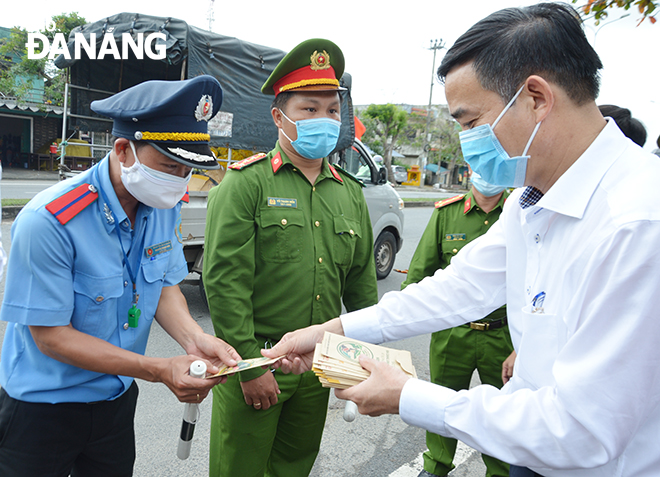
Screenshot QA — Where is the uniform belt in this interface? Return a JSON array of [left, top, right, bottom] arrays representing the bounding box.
[[466, 317, 507, 331]]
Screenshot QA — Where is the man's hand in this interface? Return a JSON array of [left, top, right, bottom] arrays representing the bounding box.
[[502, 350, 517, 384], [184, 333, 241, 380], [240, 371, 281, 410], [261, 318, 343, 374], [158, 354, 225, 403], [335, 356, 411, 417]]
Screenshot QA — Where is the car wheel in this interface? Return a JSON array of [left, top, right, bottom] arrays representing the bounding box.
[[374, 231, 396, 280]]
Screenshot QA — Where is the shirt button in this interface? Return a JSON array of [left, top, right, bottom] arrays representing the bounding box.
[[452, 248, 458, 254], [534, 234, 540, 243], [484, 220, 489, 225], [316, 295, 321, 301], [318, 257, 323, 263], [312, 187, 316, 192], [349, 229, 355, 235], [315, 221, 320, 227], [293, 168, 297, 172], [96, 296, 104, 302], [123, 323, 129, 330], [281, 219, 287, 225], [124, 281, 129, 287]]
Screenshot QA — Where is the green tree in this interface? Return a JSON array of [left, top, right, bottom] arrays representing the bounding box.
[[572, 0, 657, 24], [362, 103, 408, 173], [0, 12, 86, 106]]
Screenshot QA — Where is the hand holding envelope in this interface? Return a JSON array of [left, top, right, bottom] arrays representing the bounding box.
[[312, 332, 416, 388]]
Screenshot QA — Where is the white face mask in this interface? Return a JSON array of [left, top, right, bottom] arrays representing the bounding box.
[[121, 141, 191, 209]]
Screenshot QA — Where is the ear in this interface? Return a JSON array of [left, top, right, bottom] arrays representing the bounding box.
[[524, 75, 554, 123], [271, 107, 284, 129], [114, 138, 130, 164]]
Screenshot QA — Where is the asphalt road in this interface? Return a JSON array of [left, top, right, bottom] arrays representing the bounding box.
[[0, 201, 485, 476]]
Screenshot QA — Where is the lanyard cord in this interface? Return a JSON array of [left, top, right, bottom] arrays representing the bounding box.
[[94, 167, 147, 302]]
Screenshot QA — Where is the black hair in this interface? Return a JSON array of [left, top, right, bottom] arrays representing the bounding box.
[[438, 2, 602, 104], [598, 104, 647, 147], [270, 92, 294, 113]]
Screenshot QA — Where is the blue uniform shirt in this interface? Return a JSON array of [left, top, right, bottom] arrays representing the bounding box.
[[0, 157, 188, 403]]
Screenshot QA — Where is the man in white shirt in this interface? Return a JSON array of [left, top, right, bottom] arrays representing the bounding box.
[[263, 3, 660, 476]]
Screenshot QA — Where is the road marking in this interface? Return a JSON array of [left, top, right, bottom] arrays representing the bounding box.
[[388, 441, 478, 476]]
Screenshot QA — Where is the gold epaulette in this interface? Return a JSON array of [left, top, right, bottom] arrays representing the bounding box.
[[229, 153, 268, 170], [435, 194, 465, 209]]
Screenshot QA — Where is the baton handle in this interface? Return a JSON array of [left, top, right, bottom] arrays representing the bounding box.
[[343, 400, 358, 422], [176, 360, 207, 460]]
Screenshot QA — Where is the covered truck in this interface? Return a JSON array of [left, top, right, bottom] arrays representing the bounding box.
[[54, 13, 403, 289]]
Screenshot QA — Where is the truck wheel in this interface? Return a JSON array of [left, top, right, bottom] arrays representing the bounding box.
[[199, 274, 208, 308], [374, 231, 396, 280]]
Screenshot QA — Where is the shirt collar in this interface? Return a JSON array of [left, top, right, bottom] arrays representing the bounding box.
[[94, 154, 152, 234], [533, 119, 627, 219], [273, 142, 343, 184]]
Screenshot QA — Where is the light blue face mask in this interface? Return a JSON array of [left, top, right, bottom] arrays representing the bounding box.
[[280, 109, 341, 160], [470, 171, 506, 197], [458, 86, 542, 188]]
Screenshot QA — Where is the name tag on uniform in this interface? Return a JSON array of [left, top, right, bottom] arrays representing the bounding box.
[[145, 240, 172, 258], [268, 197, 297, 208], [445, 233, 466, 241]]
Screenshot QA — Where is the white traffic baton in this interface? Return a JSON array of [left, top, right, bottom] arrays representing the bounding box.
[[176, 360, 207, 460]]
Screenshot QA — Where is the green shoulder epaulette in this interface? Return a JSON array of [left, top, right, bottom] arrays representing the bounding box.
[[229, 153, 268, 170], [435, 194, 465, 209], [45, 183, 99, 225], [331, 164, 365, 188]]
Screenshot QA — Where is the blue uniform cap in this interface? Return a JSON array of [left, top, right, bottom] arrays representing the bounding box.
[[91, 75, 223, 170]]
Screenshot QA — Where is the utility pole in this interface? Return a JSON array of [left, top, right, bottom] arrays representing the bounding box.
[[207, 0, 216, 32], [422, 39, 444, 187]]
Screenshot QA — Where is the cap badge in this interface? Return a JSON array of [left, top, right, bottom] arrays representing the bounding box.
[[310, 50, 331, 71], [195, 95, 214, 122]]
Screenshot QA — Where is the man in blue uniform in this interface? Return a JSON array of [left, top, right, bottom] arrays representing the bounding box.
[[0, 76, 240, 477]]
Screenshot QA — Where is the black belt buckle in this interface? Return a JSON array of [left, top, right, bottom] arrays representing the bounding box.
[[469, 317, 506, 331]]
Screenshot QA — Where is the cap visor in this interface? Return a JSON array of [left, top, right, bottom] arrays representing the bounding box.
[[149, 142, 220, 170]]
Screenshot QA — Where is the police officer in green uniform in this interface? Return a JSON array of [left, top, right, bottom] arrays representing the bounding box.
[[203, 38, 378, 477], [402, 170, 513, 477]]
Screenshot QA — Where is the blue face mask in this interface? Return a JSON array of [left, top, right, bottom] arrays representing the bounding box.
[[470, 171, 506, 197], [458, 86, 542, 188], [280, 109, 341, 160]]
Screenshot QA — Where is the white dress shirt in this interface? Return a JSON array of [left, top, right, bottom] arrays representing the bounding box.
[[342, 120, 660, 476]]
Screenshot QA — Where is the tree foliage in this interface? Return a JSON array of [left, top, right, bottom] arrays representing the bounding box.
[[572, 0, 657, 24], [0, 12, 87, 106], [362, 103, 408, 172]]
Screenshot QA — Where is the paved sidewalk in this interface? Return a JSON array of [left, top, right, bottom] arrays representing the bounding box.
[[2, 168, 60, 181]]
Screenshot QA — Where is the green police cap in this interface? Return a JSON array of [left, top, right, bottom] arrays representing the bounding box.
[[262, 38, 345, 96]]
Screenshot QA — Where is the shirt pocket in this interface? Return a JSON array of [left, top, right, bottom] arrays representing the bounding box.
[[441, 237, 466, 264], [258, 207, 305, 263], [333, 216, 362, 267], [514, 306, 567, 389], [139, 254, 171, 321], [72, 272, 124, 340]]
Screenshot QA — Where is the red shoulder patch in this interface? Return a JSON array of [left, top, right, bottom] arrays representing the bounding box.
[[463, 196, 472, 214], [46, 183, 99, 225], [180, 187, 189, 203], [328, 164, 343, 183], [229, 153, 267, 170], [435, 194, 465, 209], [271, 152, 283, 173]]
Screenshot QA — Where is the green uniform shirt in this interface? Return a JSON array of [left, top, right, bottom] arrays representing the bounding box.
[[401, 189, 509, 322], [204, 142, 378, 381]]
